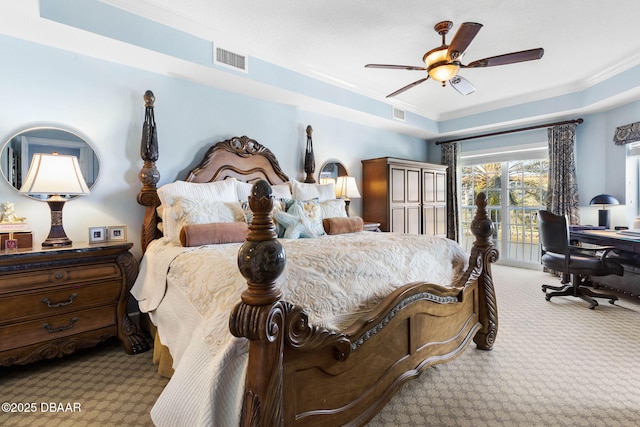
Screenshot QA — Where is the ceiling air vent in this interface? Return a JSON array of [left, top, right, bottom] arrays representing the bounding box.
[[392, 107, 406, 122], [214, 47, 248, 72]]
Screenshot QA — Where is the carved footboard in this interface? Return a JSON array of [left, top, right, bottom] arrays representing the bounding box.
[[230, 181, 498, 427]]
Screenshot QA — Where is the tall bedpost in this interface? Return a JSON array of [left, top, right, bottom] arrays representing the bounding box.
[[137, 90, 161, 253], [303, 125, 315, 183], [230, 180, 287, 427], [469, 192, 500, 350]]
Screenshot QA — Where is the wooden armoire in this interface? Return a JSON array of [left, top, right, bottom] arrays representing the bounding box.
[[362, 157, 447, 236]]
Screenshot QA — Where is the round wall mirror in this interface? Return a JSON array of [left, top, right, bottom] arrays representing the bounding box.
[[0, 126, 99, 200], [319, 160, 347, 183]]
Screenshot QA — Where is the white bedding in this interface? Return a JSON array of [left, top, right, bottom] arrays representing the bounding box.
[[132, 231, 468, 426]]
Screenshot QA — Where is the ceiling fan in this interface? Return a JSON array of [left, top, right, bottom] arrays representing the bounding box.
[[365, 21, 544, 98]]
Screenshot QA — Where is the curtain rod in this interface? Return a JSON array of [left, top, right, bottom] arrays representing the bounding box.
[[435, 118, 584, 145]]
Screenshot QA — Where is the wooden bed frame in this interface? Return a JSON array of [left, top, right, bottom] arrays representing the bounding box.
[[136, 90, 499, 426]]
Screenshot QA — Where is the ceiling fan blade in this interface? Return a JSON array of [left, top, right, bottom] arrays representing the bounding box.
[[447, 22, 483, 61], [365, 63, 428, 71], [386, 77, 430, 98], [463, 48, 544, 68], [449, 75, 476, 96]]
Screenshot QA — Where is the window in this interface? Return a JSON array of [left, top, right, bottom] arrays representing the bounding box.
[[459, 143, 548, 266]]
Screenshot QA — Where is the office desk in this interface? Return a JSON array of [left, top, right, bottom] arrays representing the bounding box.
[[570, 229, 640, 297]]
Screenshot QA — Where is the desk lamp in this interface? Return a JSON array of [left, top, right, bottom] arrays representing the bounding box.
[[589, 194, 619, 229], [19, 153, 90, 247]]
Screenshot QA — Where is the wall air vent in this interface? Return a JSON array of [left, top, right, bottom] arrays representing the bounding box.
[[392, 106, 406, 122], [214, 47, 248, 73]]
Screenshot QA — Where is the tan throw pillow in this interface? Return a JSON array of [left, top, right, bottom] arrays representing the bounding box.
[[322, 216, 364, 235], [179, 222, 249, 247]]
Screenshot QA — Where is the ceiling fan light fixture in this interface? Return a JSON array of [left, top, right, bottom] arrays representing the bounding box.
[[423, 46, 459, 82], [430, 63, 460, 82]]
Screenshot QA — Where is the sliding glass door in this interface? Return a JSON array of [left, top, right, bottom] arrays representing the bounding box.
[[459, 158, 549, 265]]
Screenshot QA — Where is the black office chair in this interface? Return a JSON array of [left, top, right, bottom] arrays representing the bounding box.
[[538, 210, 623, 309]]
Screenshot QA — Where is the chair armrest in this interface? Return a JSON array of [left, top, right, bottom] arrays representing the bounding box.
[[569, 245, 617, 262]]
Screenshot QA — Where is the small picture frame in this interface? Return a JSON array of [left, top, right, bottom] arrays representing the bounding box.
[[107, 225, 127, 242], [5, 238, 18, 250], [89, 226, 107, 244]]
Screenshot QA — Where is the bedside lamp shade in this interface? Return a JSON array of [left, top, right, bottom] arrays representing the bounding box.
[[20, 153, 90, 247], [335, 176, 361, 217], [335, 176, 361, 199], [589, 193, 619, 229]]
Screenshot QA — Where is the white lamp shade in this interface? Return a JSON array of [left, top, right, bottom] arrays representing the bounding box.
[[319, 177, 336, 186], [335, 176, 361, 199], [19, 153, 91, 196]]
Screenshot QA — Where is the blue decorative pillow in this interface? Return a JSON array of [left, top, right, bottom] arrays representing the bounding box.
[[274, 199, 325, 239]]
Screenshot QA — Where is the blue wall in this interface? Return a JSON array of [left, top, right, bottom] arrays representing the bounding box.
[[2, 14, 638, 259], [0, 35, 426, 257]]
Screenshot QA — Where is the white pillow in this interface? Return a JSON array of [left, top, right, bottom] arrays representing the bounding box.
[[291, 179, 335, 202], [272, 182, 293, 200], [157, 179, 237, 240], [317, 182, 336, 201], [320, 199, 347, 219], [235, 179, 252, 202], [235, 180, 292, 201], [172, 198, 245, 244]]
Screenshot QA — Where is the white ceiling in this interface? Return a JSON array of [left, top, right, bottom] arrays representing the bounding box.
[[102, 0, 640, 121], [4, 1, 640, 138]]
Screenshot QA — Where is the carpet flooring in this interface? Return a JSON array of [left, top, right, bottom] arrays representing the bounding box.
[[1, 264, 639, 426]]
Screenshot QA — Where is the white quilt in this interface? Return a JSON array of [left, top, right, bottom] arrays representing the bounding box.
[[132, 231, 468, 427]]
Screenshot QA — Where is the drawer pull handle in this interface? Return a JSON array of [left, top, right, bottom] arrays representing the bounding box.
[[42, 293, 78, 308], [43, 317, 78, 333]]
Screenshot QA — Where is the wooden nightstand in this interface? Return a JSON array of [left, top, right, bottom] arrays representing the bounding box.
[[0, 242, 150, 366], [363, 221, 381, 232]]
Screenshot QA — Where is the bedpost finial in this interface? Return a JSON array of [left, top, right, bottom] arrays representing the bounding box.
[[304, 126, 315, 183], [470, 191, 495, 244], [247, 180, 275, 237], [237, 179, 285, 305], [141, 90, 159, 163], [144, 90, 155, 107]]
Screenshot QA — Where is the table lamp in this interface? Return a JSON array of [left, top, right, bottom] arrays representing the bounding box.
[[19, 153, 90, 247], [335, 176, 361, 217], [589, 193, 619, 229]]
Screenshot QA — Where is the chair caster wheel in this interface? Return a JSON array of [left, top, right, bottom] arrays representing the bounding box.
[[609, 299, 616, 305], [545, 295, 551, 301]]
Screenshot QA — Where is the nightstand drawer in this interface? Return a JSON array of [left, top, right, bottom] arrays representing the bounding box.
[[0, 242, 148, 365], [0, 305, 116, 352], [0, 264, 121, 293], [0, 280, 122, 324]]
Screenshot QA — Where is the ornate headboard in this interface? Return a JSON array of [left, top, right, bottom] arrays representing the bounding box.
[[184, 136, 289, 185], [136, 90, 290, 253]]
